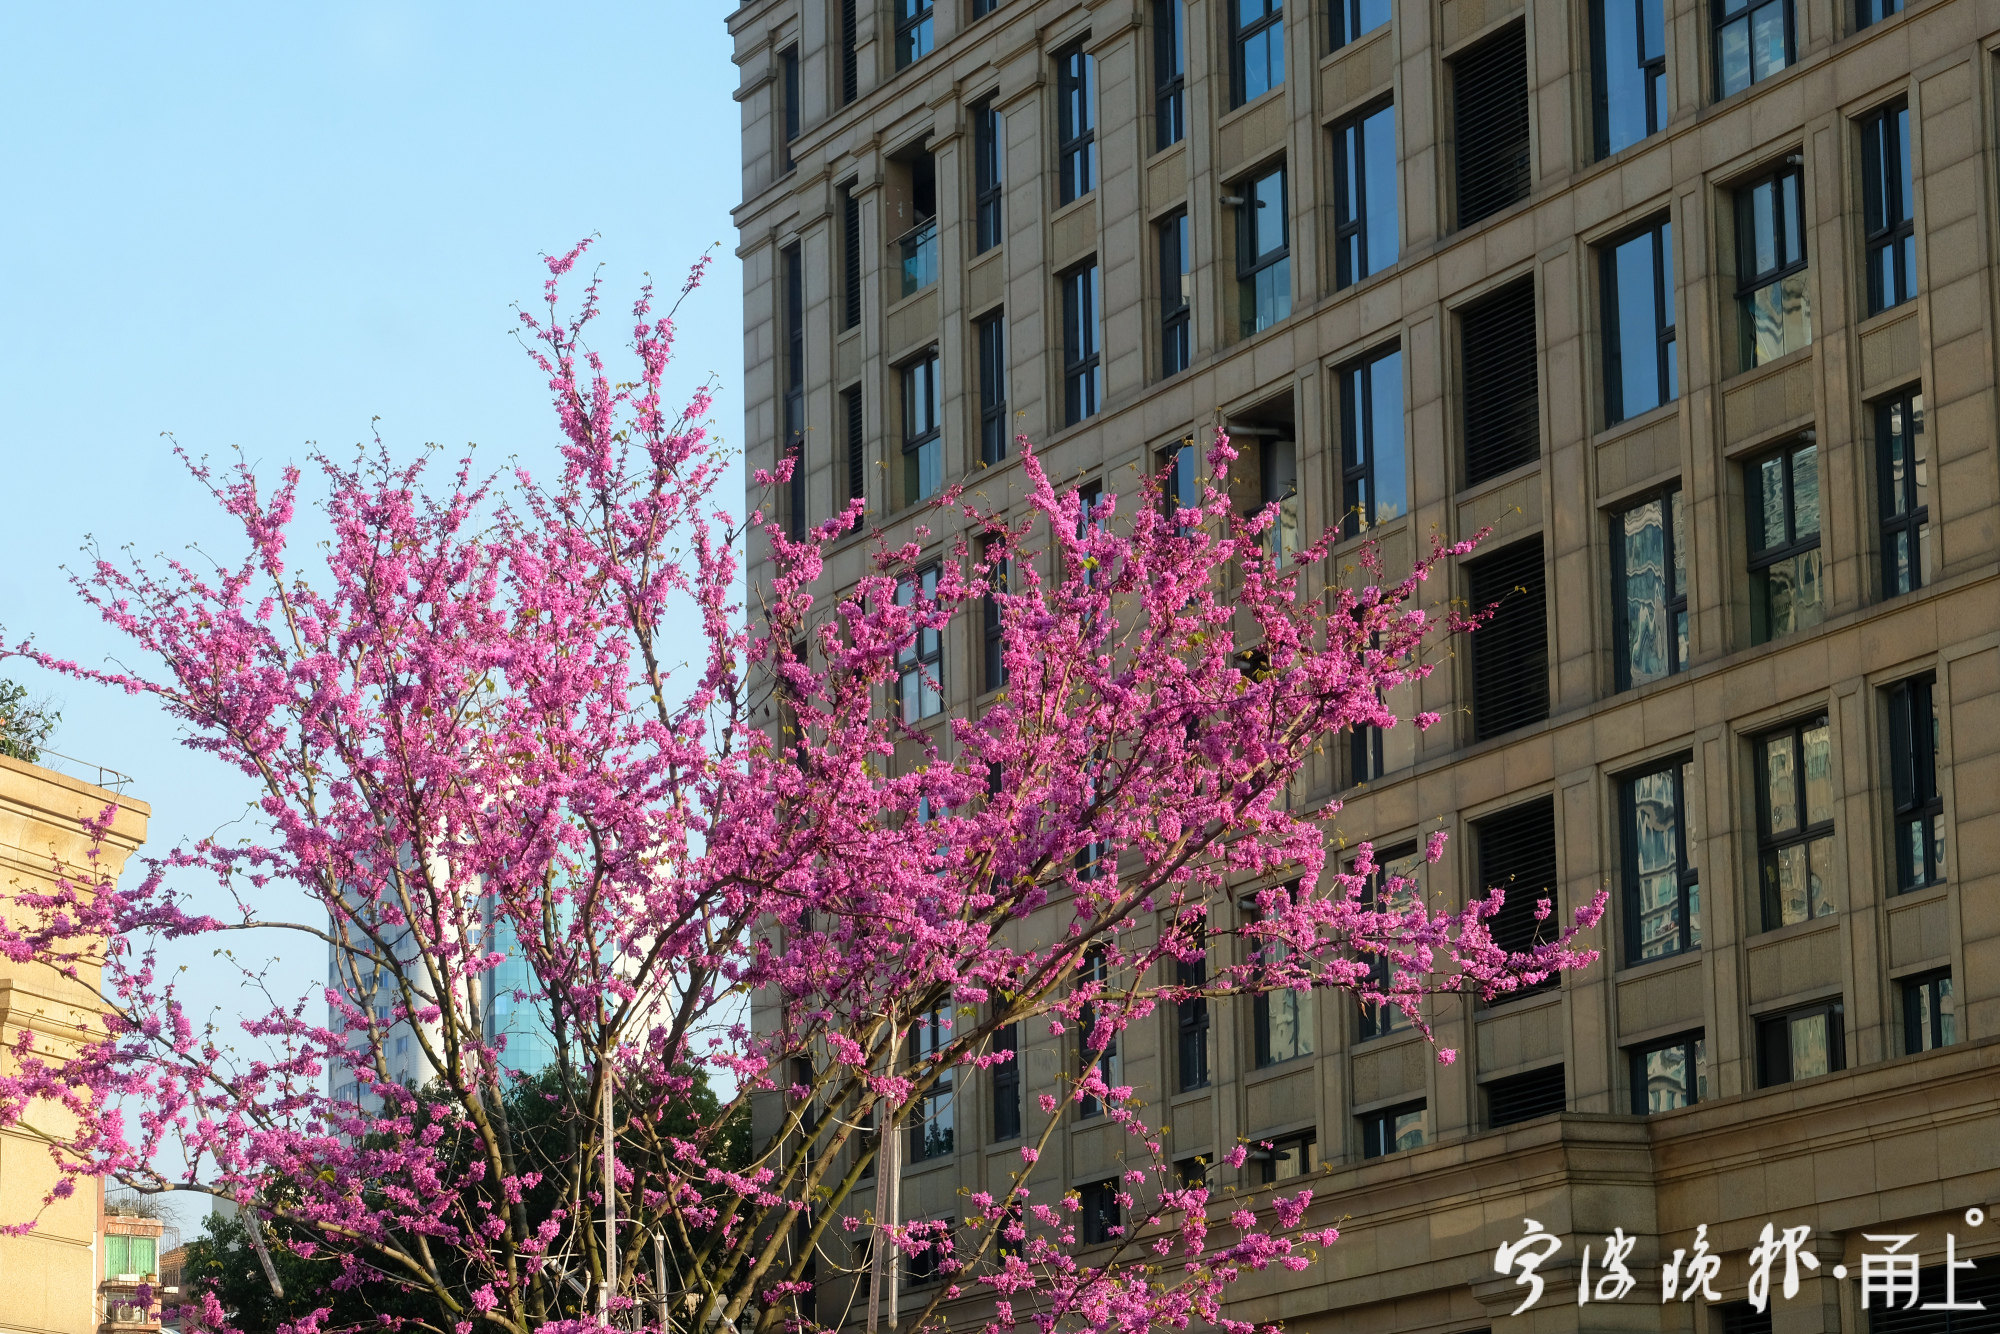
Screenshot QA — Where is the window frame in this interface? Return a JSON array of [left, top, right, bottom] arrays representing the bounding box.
[[780, 45, 801, 174], [1061, 261, 1103, 425], [839, 183, 863, 331], [973, 96, 1004, 254], [1620, 755, 1699, 964], [1733, 162, 1810, 368], [1855, 0, 1903, 29], [1076, 947, 1121, 1117], [976, 311, 1008, 465], [1358, 1100, 1426, 1158], [894, 0, 936, 70], [908, 1006, 956, 1162], [1256, 1130, 1316, 1184], [1056, 44, 1098, 206], [1600, 216, 1676, 425], [1174, 938, 1211, 1091], [1235, 162, 1291, 338], [1158, 209, 1191, 377], [1755, 999, 1844, 1087], [1875, 388, 1929, 598], [1753, 713, 1835, 931], [1887, 673, 1945, 892], [1356, 842, 1421, 1038], [1249, 882, 1315, 1067], [1628, 1031, 1705, 1113], [1901, 968, 1954, 1054], [896, 564, 945, 722], [980, 535, 1010, 694], [1712, 0, 1794, 101], [990, 1020, 1022, 1139], [841, 383, 865, 508], [1338, 343, 1404, 540], [781, 243, 806, 541], [1329, 0, 1390, 51], [1154, 0, 1186, 152], [1745, 438, 1823, 644], [1590, 0, 1667, 159], [1079, 1178, 1121, 1244], [900, 351, 944, 506], [1860, 99, 1915, 314], [1609, 484, 1688, 689], [1230, 0, 1285, 109], [1331, 99, 1396, 290]]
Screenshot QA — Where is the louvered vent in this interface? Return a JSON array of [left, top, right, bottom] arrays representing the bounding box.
[[1475, 796, 1559, 1001], [1468, 538, 1548, 739], [841, 0, 859, 104], [842, 188, 862, 330], [1452, 23, 1530, 228], [1868, 1265, 2000, 1333], [1484, 1063, 1564, 1127], [843, 386, 865, 506], [1715, 1304, 1773, 1334], [1460, 277, 1539, 484]]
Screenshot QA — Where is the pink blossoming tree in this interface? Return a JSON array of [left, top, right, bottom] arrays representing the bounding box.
[[0, 244, 1603, 1334]]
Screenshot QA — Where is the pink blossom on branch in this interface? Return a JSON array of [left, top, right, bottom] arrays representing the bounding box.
[[0, 242, 1602, 1334]]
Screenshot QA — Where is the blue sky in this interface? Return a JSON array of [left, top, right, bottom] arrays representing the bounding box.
[[0, 0, 742, 1182]]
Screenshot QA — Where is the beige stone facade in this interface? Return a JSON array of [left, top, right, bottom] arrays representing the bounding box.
[[730, 0, 2000, 1330], [0, 756, 150, 1334]]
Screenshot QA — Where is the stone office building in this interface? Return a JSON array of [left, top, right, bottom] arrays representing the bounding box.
[[727, 0, 2000, 1330]]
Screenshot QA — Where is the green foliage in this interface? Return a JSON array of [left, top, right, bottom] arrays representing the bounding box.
[[0, 678, 58, 763]]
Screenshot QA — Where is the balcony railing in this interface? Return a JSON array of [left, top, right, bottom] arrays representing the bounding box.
[[896, 218, 938, 299]]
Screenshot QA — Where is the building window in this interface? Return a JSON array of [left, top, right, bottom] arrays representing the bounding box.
[[1258, 434, 1300, 562], [1358, 843, 1422, 1038], [1359, 1102, 1425, 1157], [973, 0, 1002, 18], [1459, 277, 1540, 484], [1755, 1000, 1843, 1086], [1174, 1156, 1208, 1188], [1056, 45, 1097, 205], [1158, 210, 1191, 376], [1887, 673, 1945, 892], [1485, 1064, 1565, 1127], [1747, 439, 1822, 643], [1466, 539, 1549, 740], [894, 0, 935, 69], [781, 244, 806, 542], [1161, 439, 1200, 515], [840, 183, 862, 330], [990, 1021, 1021, 1139], [840, 0, 859, 105], [901, 353, 943, 505], [1061, 262, 1103, 424], [1330, 0, 1390, 50], [1339, 346, 1405, 539], [1175, 937, 1211, 1090], [1856, 0, 1902, 29], [977, 312, 1008, 465], [1231, 0, 1284, 107], [1902, 970, 1954, 1053], [1622, 757, 1699, 963], [1629, 1033, 1705, 1113], [896, 153, 939, 300], [896, 565, 944, 721], [1755, 714, 1834, 930], [1876, 389, 1929, 596], [1602, 218, 1676, 424], [981, 537, 1009, 693], [841, 385, 865, 508], [972, 98, 1004, 255], [1861, 100, 1916, 314], [106, 1234, 158, 1280], [1592, 0, 1667, 158], [1257, 1131, 1315, 1183], [1734, 163, 1811, 368], [1251, 884, 1315, 1066], [1474, 798, 1560, 1000], [1076, 948, 1121, 1116], [1611, 486, 1687, 688], [1451, 23, 1530, 229], [1235, 163, 1290, 337], [780, 46, 800, 174], [1079, 1179, 1121, 1244], [1714, 0, 1792, 100], [1332, 101, 1397, 289], [909, 1007, 955, 1160], [1154, 0, 1186, 151]]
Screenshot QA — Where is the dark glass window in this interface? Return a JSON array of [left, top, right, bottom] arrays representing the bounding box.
[[1079, 1179, 1120, 1244], [842, 385, 865, 508], [1869, 1265, 2000, 1334], [1076, 948, 1120, 1117], [1902, 969, 1954, 1053], [1735, 163, 1811, 367], [1357, 843, 1422, 1038], [1467, 539, 1549, 740], [909, 1007, 955, 1161], [981, 537, 1009, 693], [1629, 1032, 1705, 1113], [840, 0, 859, 105], [1861, 100, 1916, 314], [1155, 0, 1186, 151], [1755, 714, 1835, 929], [1339, 346, 1405, 539], [1856, 0, 1903, 29], [1175, 935, 1210, 1090], [1756, 1000, 1843, 1086], [1236, 164, 1290, 336], [1451, 24, 1530, 229], [1887, 674, 1945, 892], [1332, 101, 1398, 289], [894, 0, 935, 69], [974, 97, 1004, 254], [1173, 1156, 1208, 1188], [1257, 1131, 1315, 1183], [896, 565, 944, 722], [1876, 389, 1930, 597], [1474, 798, 1559, 1000], [1592, 0, 1667, 158], [1159, 210, 1191, 376], [1611, 486, 1687, 688], [1231, 0, 1285, 108], [1621, 758, 1698, 963], [1057, 46, 1097, 205], [1485, 1065, 1565, 1126], [1359, 1101, 1426, 1157], [977, 312, 1008, 465], [1251, 884, 1314, 1066], [1714, 0, 1793, 100], [840, 183, 862, 330], [990, 1021, 1021, 1139], [1716, 1302, 1773, 1334], [1602, 218, 1676, 424], [1329, 0, 1390, 50], [782, 244, 806, 541], [973, 0, 1002, 17], [901, 353, 943, 505], [1062, 262, 1103, 424], [780, 46, 800, 173], [1747, 440, 1823, 643], [1460, 277, 1540, 484], [1161, 439, 1200, 516]]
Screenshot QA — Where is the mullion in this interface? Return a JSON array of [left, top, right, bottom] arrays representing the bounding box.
[[1653, 225, 1675, 407], [1749, 448, 1814, 571], [1756, 717, 1832, 926]]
